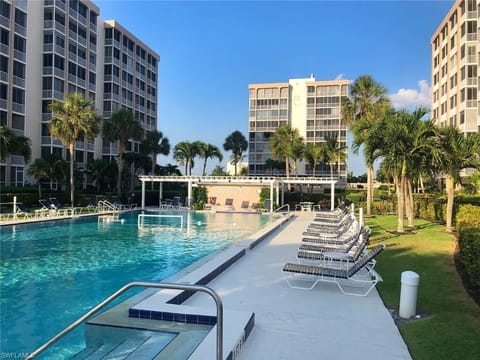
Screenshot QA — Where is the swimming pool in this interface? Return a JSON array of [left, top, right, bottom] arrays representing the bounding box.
[[0, 210, 272, 357]]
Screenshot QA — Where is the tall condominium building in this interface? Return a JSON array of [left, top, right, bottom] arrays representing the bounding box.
[[248, 76, 350, 182], [0, 0, 159, 187], [430, 0, 479, 134]]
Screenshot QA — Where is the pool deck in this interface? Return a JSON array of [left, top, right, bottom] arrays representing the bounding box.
[[183, 211, 411, 359]]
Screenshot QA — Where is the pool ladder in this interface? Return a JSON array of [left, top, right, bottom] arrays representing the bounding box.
[[25, 282, 224, 360]]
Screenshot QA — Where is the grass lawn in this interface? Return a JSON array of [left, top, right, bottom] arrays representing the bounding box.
[[366, 215, 480, 360]]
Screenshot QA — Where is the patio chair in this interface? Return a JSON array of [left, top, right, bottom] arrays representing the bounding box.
[[49, 197, 75, 216], [282, 244, 385, 296], [15, 203, 33, 219]]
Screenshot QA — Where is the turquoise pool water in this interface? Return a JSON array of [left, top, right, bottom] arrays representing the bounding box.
[[0, 211, 271, 357]]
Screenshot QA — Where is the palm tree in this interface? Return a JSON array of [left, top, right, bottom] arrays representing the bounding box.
[[324, 134, 347, 178], [141, 130, 170, 176], [49, 93, 100, 206], [197, 142, 223, 176], [342, 75, 391, 217], [223, 131, 248, 176], [269, 124, 304, 188], [380, 108, 436, 232], [27, 158, 50, 198], [303, 143, 325, 176], [85, 158, 111, 192], [0, 125, 31, 162], [102, 108, 144, 195], [433, 126, 480, 232], [173, 141, 199, 175]]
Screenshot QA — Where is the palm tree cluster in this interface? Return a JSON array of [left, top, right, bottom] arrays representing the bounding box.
[[343, 75, 480, 233], [173, 141, 223, 176], [268, 124, 346, 180]]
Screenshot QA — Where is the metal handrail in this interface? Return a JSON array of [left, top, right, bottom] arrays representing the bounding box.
[[97, 200, 119, 212], [26, 282, 223, 360], [274, 204, 290, 213]]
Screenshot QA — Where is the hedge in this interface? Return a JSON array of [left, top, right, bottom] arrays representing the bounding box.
[[456, 204, 480, 299]]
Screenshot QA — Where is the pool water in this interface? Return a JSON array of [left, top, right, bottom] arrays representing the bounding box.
[[0, 211, 271, 356]]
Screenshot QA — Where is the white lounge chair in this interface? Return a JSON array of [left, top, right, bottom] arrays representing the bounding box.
[[283, 244, 385, 296]]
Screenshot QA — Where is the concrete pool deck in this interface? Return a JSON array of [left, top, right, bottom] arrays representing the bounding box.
[[181, 211, 411, 359]]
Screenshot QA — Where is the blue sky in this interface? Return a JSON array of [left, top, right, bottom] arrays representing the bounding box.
[[95, 0, 453, 175]]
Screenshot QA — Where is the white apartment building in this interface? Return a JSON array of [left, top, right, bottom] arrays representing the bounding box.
[[0, 0, 159, 187], [431, 0, 479, 134], [248, 76, 350, 183]]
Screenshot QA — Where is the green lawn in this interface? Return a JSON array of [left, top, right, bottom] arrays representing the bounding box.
[[366, 216, 480, 360]]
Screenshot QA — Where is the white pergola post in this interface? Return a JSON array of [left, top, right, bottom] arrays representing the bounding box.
[[13, 196, 17, 220], [275, 181, 279, 208], [330, 181, 335, 211], [270, 181, 274, 213], [141, 180, 146, 209], [158, 182, 163, 206], [281, 182, 285, 205], [359, 207, 364, 227], [187, 180, 193, 208]]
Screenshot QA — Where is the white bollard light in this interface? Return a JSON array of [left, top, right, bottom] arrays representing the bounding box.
[[399, 271, 420, 318]]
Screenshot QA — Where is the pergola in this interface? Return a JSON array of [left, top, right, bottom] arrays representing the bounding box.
[[138, 176, 338, 212]]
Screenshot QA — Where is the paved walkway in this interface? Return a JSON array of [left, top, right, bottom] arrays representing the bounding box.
[[186, 212, 412, 360]]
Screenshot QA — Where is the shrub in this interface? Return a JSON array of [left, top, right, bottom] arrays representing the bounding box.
[[456, 204, 480, 300]]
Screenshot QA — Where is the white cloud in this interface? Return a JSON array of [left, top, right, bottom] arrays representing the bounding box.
[[389, 80, 430, 110], [335, 73, 346, 80]]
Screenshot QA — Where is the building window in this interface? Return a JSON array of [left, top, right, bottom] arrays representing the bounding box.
[[12, 87, 24, 105], [13, 35, 26, 53], [14, 9, 26, 27], [0, 55, 7, 73], [0, 1, 10, 19], [13, 61, 25, 79], [0, 28, 9, 46]]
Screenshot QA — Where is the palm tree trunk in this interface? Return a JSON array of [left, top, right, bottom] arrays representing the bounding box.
[[445, 175, 455, 232], [366, 165, 374, 216], [202, 160, 207, 176], [395, 174, 405, 233], [69, 143, 75, 207], [419, 175, 425, 194], [405, 176, 415, 228], [116, 157, 124, 195]]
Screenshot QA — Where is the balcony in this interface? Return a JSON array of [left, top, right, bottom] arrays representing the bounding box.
[[90, 22, 97, 33], [12, 76, 25, 88], [0, 15, 9, 28], [89, 42, 96, 52], [12, 102, 25, 114], [0, 71, 7, 82], [42, 113, 52, 121], [0, 43, 8, 55], [466, 100, 477, 108], [466, 33, 477, 42], [0, 99, 7, 110], [44, 20, 54, 29], [14, 23, 27, 37], [466, 11, 477, 20], [13, 50, 26, 62]]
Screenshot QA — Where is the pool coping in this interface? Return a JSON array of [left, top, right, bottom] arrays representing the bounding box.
[[87, 212, 293, 359]]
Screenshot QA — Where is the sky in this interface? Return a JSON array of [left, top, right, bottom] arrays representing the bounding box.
[[95, 0, 454, 175]]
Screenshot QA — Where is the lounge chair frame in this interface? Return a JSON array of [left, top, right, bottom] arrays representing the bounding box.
[[283, 244, 385, 296]]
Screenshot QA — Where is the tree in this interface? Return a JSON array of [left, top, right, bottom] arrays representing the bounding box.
[[264, 158, 285, 176], [324, 134, 347, 178], [380, 108, 436, 232], [102, 108, 144, 194], [210, 165, 228, 176], [269, 124, 304, 188], [49, 93, 100, 206], [173, 141, 199, 175], [223, 131, 248, 176], [0, 125, 31, 163], [27, 158, 50, 198], [85, 158, 116, 192], [303, 143, 325, 176], [141, 130, 170, 176], [433, 127, 480, 232], [197, 142, 223, 176], [342, 75, 391, 217]]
